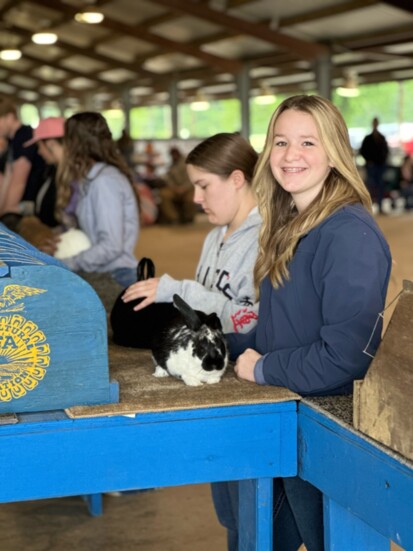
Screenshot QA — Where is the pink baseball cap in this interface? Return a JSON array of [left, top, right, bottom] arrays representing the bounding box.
[[24, 117, 65, 147]]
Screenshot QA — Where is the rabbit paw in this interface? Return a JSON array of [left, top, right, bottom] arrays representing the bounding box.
[[205, 376, 222, 384], [181, 377, 203, 387], [153, 365, 169, 378]]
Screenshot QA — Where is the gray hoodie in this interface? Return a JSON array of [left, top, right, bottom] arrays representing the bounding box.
[[156, 207, 261, 334], [61, 163, 139, 273]]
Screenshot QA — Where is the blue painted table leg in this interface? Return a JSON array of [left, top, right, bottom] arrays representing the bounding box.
[[238, 478, 273, 551], [82, 493, 103, 517], [324, 497, 390, 550]]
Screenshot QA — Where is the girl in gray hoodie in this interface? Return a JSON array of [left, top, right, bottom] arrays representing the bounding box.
[[121, 132, 260, 335]]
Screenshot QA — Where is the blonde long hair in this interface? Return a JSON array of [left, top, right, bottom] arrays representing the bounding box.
[[56, 112, 133, 219], [253, 94, 372, 292]]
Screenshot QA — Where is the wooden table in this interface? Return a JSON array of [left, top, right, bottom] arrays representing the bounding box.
[[0, 401, 297, 551], [299, 400, 413, 551], [2, 399, 413, 550]]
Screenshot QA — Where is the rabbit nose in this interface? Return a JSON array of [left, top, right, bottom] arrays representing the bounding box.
[[202, 353, 225, 371]]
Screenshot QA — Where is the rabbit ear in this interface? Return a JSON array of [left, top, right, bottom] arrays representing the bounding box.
[[172, 294, 202, 331], [205, 313, 222, 331], [137, 257, 155, 281]]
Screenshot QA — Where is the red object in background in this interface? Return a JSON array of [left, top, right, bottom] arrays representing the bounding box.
[[402, 140, 413, 155]]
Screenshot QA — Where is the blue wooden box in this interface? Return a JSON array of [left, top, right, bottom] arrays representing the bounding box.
[[0, 224, 118, 414]]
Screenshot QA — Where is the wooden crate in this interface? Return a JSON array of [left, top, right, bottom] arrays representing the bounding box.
[[354, 280, 413, 461], [0, 224, 118, 414]]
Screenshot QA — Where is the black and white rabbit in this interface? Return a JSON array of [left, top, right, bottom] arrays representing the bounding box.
[[151, 294, 229, 386]]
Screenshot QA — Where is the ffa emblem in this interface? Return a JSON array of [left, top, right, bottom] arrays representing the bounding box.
[[0, 285, 50, 402]]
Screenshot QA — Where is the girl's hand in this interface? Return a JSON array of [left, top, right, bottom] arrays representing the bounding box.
[[234, 348, 262, 383], [122, 277, 160, 311]]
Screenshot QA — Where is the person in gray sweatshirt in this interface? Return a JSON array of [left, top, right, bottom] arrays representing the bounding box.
[[45, 112, 139, 287], [121, 132, 260, 335]]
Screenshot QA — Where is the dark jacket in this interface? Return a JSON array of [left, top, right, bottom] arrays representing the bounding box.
[[360, 131, 389, 166], [226, 204, 392, 396], [9, 125, 46, 202]]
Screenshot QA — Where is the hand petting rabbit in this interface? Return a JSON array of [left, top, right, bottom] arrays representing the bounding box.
[[151, 294, 229, 386]]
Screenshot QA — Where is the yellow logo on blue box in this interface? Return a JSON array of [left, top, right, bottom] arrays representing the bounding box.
[[0, 285, 50, 402]]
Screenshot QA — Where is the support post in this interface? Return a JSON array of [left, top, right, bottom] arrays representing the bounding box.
[[239, 478, 273, 551], [237, 66, 251, 141], [324, 497, 390, 550], [169, 78, 179, 139], [314, 51, 332, 100]]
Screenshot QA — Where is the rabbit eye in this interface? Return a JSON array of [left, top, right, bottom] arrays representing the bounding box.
[[194, 339, 209, 357]]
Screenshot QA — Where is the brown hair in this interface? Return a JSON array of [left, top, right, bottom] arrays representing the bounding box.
[[0, 97, 17, 118], [56, 112, 133, 217], [186, 132, 258, 184], [253, 94, 372, 292]]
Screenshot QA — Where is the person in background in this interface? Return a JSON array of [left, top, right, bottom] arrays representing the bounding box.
[[23, 116, 65, 228], [0, 136, 8, 180], [399, 153, 413, 210], [138, 161, 165, 191], [120, 132, 260, 336], [0, 97, 46, 216], [49, 112, 139, 287], [0, 137, 9, 214], [157, 146, 197, 225], [359, 117, 389, 214], [0, 117, 65, 247], [214, 96, 392, 551], [117, 128, 135, 169]]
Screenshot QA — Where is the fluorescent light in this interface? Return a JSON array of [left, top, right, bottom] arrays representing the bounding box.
[[336, 86, 360, 97], [254, 84, 276, 105], [32, 33, 58, 45], [18, 90, 39, 101], [337, 70, 360, 97], [190, 91, 210, 111], [0, 49, 22, 61], [190, 100, 210, 111], [254, 94, 276, 105], [75, 11, 105, 24]]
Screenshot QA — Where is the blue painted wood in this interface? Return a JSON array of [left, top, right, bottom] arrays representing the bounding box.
[[0, 224, 66, 269], [298, 403, 413, 550], [109, 380, 119, 402], [239, 478, 273, 551], [0, 403, 297, 504], [0, 262, 9, 277], [82, 494, 103, 517], [16, 401, 296, 427], [324, 497, 390, 550], [0, 265, 117, 413], [0, 225, 117, 413]]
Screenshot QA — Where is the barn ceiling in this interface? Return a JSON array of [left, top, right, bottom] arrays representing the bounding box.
[[0, 0, 413, 111]]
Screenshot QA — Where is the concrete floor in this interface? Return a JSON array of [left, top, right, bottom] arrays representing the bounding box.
[[0, 486, 226, 551], [0, 211, 410, 551]]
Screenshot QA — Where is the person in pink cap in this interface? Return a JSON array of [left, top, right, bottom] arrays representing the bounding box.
[[23, 116, 65, 227]]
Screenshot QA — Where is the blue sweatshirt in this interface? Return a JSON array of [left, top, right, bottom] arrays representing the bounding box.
[[226, 204, 392, 396]]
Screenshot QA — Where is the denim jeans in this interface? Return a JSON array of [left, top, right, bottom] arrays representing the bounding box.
[[211, 477, 324, 551], [111, 266, 137, 287]]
